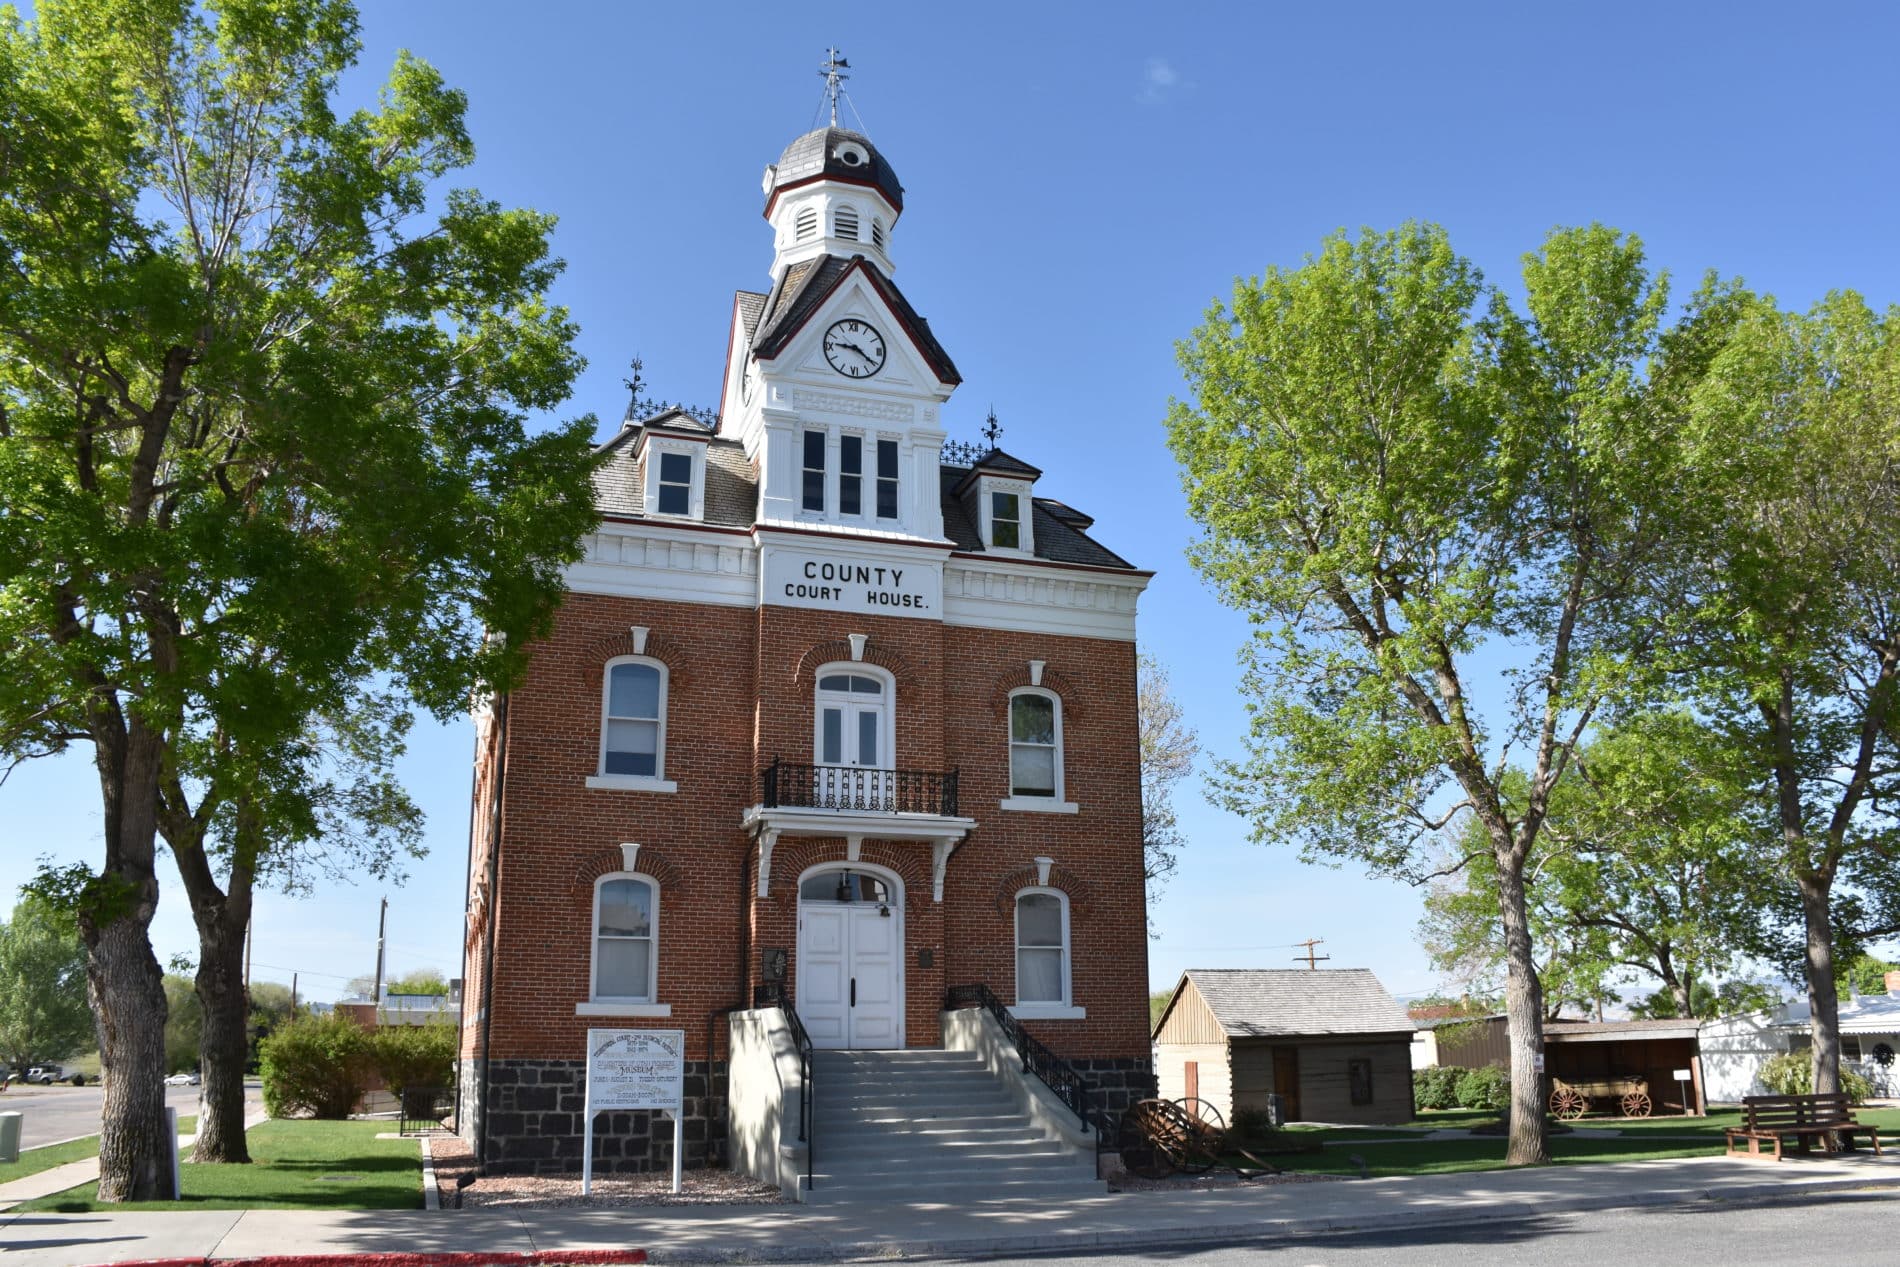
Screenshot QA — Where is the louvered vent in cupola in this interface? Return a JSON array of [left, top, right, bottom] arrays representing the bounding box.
[[871, 218, 886, 250], [795, 207, 818, 242], [834, 206, 860, 241]]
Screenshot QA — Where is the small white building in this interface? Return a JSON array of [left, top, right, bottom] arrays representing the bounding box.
[[1700, 974, 1900, 1102]]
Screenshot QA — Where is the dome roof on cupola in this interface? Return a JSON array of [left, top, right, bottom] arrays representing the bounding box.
[[765, 126, 903, 214]]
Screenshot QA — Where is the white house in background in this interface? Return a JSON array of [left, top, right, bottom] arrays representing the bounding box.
[[1700, 972, 1900, 1101]]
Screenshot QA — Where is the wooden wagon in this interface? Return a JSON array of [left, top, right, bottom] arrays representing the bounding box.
[[1549, 1074, 1650, 1119]]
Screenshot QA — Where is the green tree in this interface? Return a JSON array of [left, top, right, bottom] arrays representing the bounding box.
[[161, 973, 202, 1073], [246, 980, 294, 1071], [0, 897, 94, 1069], [1422, 713, 1775, 1020], [1168, 223, 1726, 1164], [1676, 292, 1900, 1095], [1834, 952, 1900, 1001], [385, 968, 449, 996], [0, 0, 599, 1194]]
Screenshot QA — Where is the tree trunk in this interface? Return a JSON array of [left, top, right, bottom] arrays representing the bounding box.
[[1798, 871, 1842, 1095], [83, 723, 176, 1202], [1495, 849, 1551, 1165], [191, 909, 252, 1163], [168, 807, 259, 1164]]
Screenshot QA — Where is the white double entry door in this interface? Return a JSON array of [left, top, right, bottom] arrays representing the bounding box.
[[798, 895, 903, 1050]]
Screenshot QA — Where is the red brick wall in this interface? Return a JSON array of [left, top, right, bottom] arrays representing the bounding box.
[[473, 589, 1150, 1067]]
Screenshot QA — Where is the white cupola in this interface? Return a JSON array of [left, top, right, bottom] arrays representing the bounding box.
[[761, 126, 901, 281]]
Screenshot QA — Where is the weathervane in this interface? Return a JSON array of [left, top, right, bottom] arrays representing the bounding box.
[[981, 407, 1003, 447], [820, 48, 850, 126]]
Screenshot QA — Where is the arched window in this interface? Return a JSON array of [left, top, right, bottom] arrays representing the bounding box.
[[834, 205, 860, 241], [871, 218, 886, 250], [599, 657, 667, 781], [1015, 888, 1070, 1007], [1008, 689, 1062, 800], [592, 873, 658, 1003], [794, 206, 818, 242], [814, 667, 893, 769]]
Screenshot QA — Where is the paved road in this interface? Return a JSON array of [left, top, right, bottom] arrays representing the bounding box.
[[0, 1083, 231, 1149], [932, 1191, 1900, 1267]]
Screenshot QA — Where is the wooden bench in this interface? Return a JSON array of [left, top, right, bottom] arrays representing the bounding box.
[[1725, 1092, 1885, 1160]]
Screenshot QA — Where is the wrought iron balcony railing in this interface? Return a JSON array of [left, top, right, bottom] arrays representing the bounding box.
[[760, 758, 960, 818]]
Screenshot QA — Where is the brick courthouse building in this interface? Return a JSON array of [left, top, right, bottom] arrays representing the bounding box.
[[458, 113, 1154, 1187]]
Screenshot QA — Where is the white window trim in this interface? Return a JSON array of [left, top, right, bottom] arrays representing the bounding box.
[[801, 426, 829, 517], [642, 439, 706, 521], [812, 662, 896, 769], [838, 428, 867, 519], [583, 871, 667, 1014], [874, 435, 901, 522], [592, 656, 676, 793], [1012, 886, 1080, 1016], [978, 476, 1035, 556], [1001, 687, 1076, 812]]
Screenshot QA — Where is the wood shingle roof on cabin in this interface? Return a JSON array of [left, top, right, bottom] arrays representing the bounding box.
[[1171, 969, 1415, 1040]]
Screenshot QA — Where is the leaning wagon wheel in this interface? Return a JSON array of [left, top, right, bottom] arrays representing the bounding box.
[[1172, 1097, 1227, 1174], [1118, 1098, 1191, 1180], [1549, 1086, 1588, 1120], [1620, 1091, 1652, 1118]]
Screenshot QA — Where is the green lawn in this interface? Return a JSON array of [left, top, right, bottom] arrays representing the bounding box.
[[1238, 1106, 1900, 1177], [15, 1120, 420, 1212], [0, 1117, 196, 1187]]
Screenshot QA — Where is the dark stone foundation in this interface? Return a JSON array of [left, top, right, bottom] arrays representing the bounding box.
[[461, 1058, 729, 1176], [1076, 1056, 1158, 1128]]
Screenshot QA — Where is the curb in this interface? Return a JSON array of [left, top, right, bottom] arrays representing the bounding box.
[[420, 1137, 439, 1212], [114, 1253, 647, 1267]]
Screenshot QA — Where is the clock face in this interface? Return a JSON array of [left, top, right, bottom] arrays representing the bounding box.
[[823, 319, 887, 379]]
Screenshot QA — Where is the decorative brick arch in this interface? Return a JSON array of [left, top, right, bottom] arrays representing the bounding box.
[[767, 837, 931, 915], [571, 844, 682, 900], [794, 638, 916, 691], [988, 662, 1083, 724], [991, 861, 1095, 920], [577, 628, 691, 691]]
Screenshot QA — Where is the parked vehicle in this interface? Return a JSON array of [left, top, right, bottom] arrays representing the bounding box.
[[163, 1071, 201, 1086], [25, 1065, 65, 1085]]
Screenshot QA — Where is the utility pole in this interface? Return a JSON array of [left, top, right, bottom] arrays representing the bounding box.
[[1292, 938, 1331, 970], [372, 896, 388, 1002], [243, 920, 252, 993], [290, 972, 299, 1016]]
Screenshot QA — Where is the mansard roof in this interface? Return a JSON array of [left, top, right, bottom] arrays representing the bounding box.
[[592, 423, 1137, 572], [748, 255, 960, 386], [766, 126, 903, 214]]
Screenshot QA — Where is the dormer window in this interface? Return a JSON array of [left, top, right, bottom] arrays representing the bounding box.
[[795, 206, 818, 242], [974, 475, 1035, 554], [991, 491, 1021, 548], [835, 205, 860, 241], [639, 436, 705, 520], [656, 452, 692, 516], [833, 140, 870, 167]]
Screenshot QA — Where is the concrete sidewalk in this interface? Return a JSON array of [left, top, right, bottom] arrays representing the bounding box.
[[1, 1151, 1896, 1265]]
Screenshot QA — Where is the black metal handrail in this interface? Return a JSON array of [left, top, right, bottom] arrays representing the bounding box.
[[760, 758, 960, 817], [754, 982, 814, 1191], [944, 982, 1111, 1146]]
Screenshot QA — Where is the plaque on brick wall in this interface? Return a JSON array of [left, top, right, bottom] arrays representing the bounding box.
[[763, 947, 788, 980]]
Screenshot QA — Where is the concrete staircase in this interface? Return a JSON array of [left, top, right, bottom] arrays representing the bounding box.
[[807, 1048, 1105, 1204]]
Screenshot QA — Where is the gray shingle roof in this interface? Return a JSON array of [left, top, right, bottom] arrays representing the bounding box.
[[751, 255, 960, 386], [769, 126, 903, 212], [736, 290, 767, 341], [592, 422, 1137, 572], [1183, 969, 1415, 1039]]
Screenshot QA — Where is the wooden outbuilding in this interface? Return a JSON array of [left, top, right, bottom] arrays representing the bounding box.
[[1152, 969, 1416, 1126]]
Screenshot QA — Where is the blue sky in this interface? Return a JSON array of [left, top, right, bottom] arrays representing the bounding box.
[[5, 1, 1899, 1005]]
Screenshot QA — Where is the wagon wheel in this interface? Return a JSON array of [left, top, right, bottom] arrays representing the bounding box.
[[1549, 1086, 1588, 1120], [1620, 1091, 1651, 1118], [1172, 1097, 1227, 1175], [1117, 1098, 1190, 1180]]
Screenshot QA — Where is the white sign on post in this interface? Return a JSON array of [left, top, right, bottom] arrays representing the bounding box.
[[583, 1028, 685, 1196]]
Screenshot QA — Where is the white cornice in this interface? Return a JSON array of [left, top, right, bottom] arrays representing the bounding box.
[[943, 557, 1147, 642], [565, 520, 757, 607]]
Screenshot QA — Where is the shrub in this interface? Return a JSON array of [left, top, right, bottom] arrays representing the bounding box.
[[368, 1021, 457, 1096], [1413, 1065, 1464, 1110], [260, 1011, 370, 1119], [1758, 1050, 1874, 1104], [1230, 1105, 1278, 1139], [1454, 1064, 1511, 1111]]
